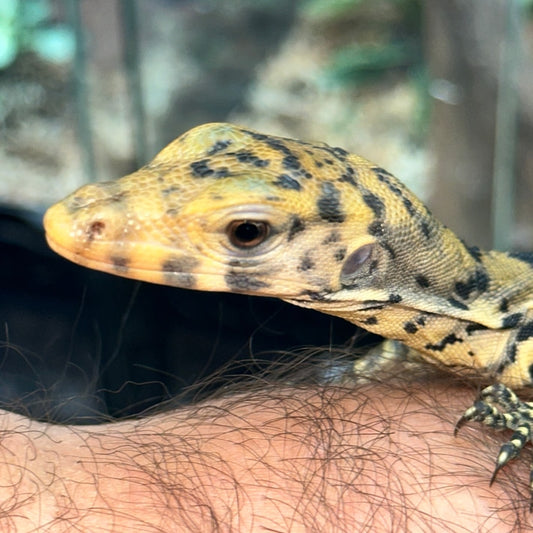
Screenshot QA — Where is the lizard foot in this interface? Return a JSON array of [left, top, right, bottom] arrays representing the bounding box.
[[455, 383, 533, 508]]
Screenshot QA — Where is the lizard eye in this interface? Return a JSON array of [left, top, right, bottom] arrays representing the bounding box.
[[226, 220, 270, 248]]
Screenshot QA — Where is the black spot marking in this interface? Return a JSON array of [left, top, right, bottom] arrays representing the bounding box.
[[225, 272, 270, 291], [402, 197, 417, 217], [324, 159, 334, 165], [499, 298, 509, 313], [447, 297, 469, 311], [214, 167, 230, 178], [244, 130, 268, 141], [111, 256, 129, 273], [166, 208, 178, 216], [273, 174, 301, 191], [362, 192, 385, 218], [415, 274, 430, 288], [502, 313, 523, 329], [374, 169, 405, 197], [425, 333, 463, 352], [420, 221, 431, 239], [467, 245, 483, 263], [338, 165, 357, 185], [389, 294, 402, 303], [333, 146, 348, 158], [298, 254, 315, 272], [322, 231, 340, 244], [509, 251, 533, 267], [363, 316, 378, 325], [373, 166, 394, 178], [317, 182, 345, 223], [261, 137, 293, 157], [334, 247, 346, 261], [416, 316, 426, 326], [454, 281, 472, 300], [475, 269, 489, 292], [516, 321, 533, 342], [282, 154, 301, 171], [508, 344, 517, 363], [190, 159, 214, 177], [162, 256, 198, 288], [529, 362, 533, 383], [404, 322, 418, 334], [368, 220, 385, 237], [287, 216, 305, 241], [207, 139, 232, 155], [315, 160, 324, 168], [234, 150, 270, 167], [465, 323, 489, 335], [338, 172, 357, 187], [454, 269, 490, 300]]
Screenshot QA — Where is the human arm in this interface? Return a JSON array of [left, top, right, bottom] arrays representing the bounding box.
[[0, 378, 529, 532]]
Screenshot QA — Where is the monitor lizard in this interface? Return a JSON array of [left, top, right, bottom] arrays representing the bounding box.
[[43, 122, 533, 503]]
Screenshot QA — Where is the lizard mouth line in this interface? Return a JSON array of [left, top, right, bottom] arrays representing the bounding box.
[[45, 233, 316, 295]]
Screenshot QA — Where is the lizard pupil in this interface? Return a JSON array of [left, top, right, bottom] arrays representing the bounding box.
[[227, 220, 269, 248]]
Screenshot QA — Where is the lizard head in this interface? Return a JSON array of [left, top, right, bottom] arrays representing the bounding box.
[[44, 122, 466, 315]]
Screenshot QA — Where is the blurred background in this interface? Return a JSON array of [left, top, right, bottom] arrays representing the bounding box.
[[1, 0, 532, 422]]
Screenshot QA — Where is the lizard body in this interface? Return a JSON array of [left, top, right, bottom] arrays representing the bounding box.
[[44, 123, 533, 497]]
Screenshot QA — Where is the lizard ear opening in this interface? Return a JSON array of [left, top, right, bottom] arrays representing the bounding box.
[[340, 243, 377, 286]]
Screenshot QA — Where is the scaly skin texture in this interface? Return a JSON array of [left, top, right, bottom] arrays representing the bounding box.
[[44, 123, 533, 499]]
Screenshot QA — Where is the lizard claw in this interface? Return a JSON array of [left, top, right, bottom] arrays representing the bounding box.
[[456, 383, 533, 506]]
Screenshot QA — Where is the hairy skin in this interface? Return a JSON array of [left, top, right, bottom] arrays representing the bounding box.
[[0, 378, 531, 532]]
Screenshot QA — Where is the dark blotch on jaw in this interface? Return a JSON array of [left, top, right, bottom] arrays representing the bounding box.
[[111, 255, 129, 273], [225, 272, 270, 291], [298, 254, 315, 272], [162, 256, 199, 288]]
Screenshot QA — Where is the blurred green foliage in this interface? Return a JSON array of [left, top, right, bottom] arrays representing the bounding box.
[[0, 0, 74, 69], [302, 0, 422, 87], [324, 42, 418, 84], [303, 0, 419, 21]]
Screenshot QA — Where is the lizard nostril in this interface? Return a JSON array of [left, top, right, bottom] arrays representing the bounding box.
[[86, 220, 106, 241], [341, 243, 374, 277]]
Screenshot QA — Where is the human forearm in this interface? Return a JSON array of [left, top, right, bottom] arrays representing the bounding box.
[[0, 381, 529, 532]]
